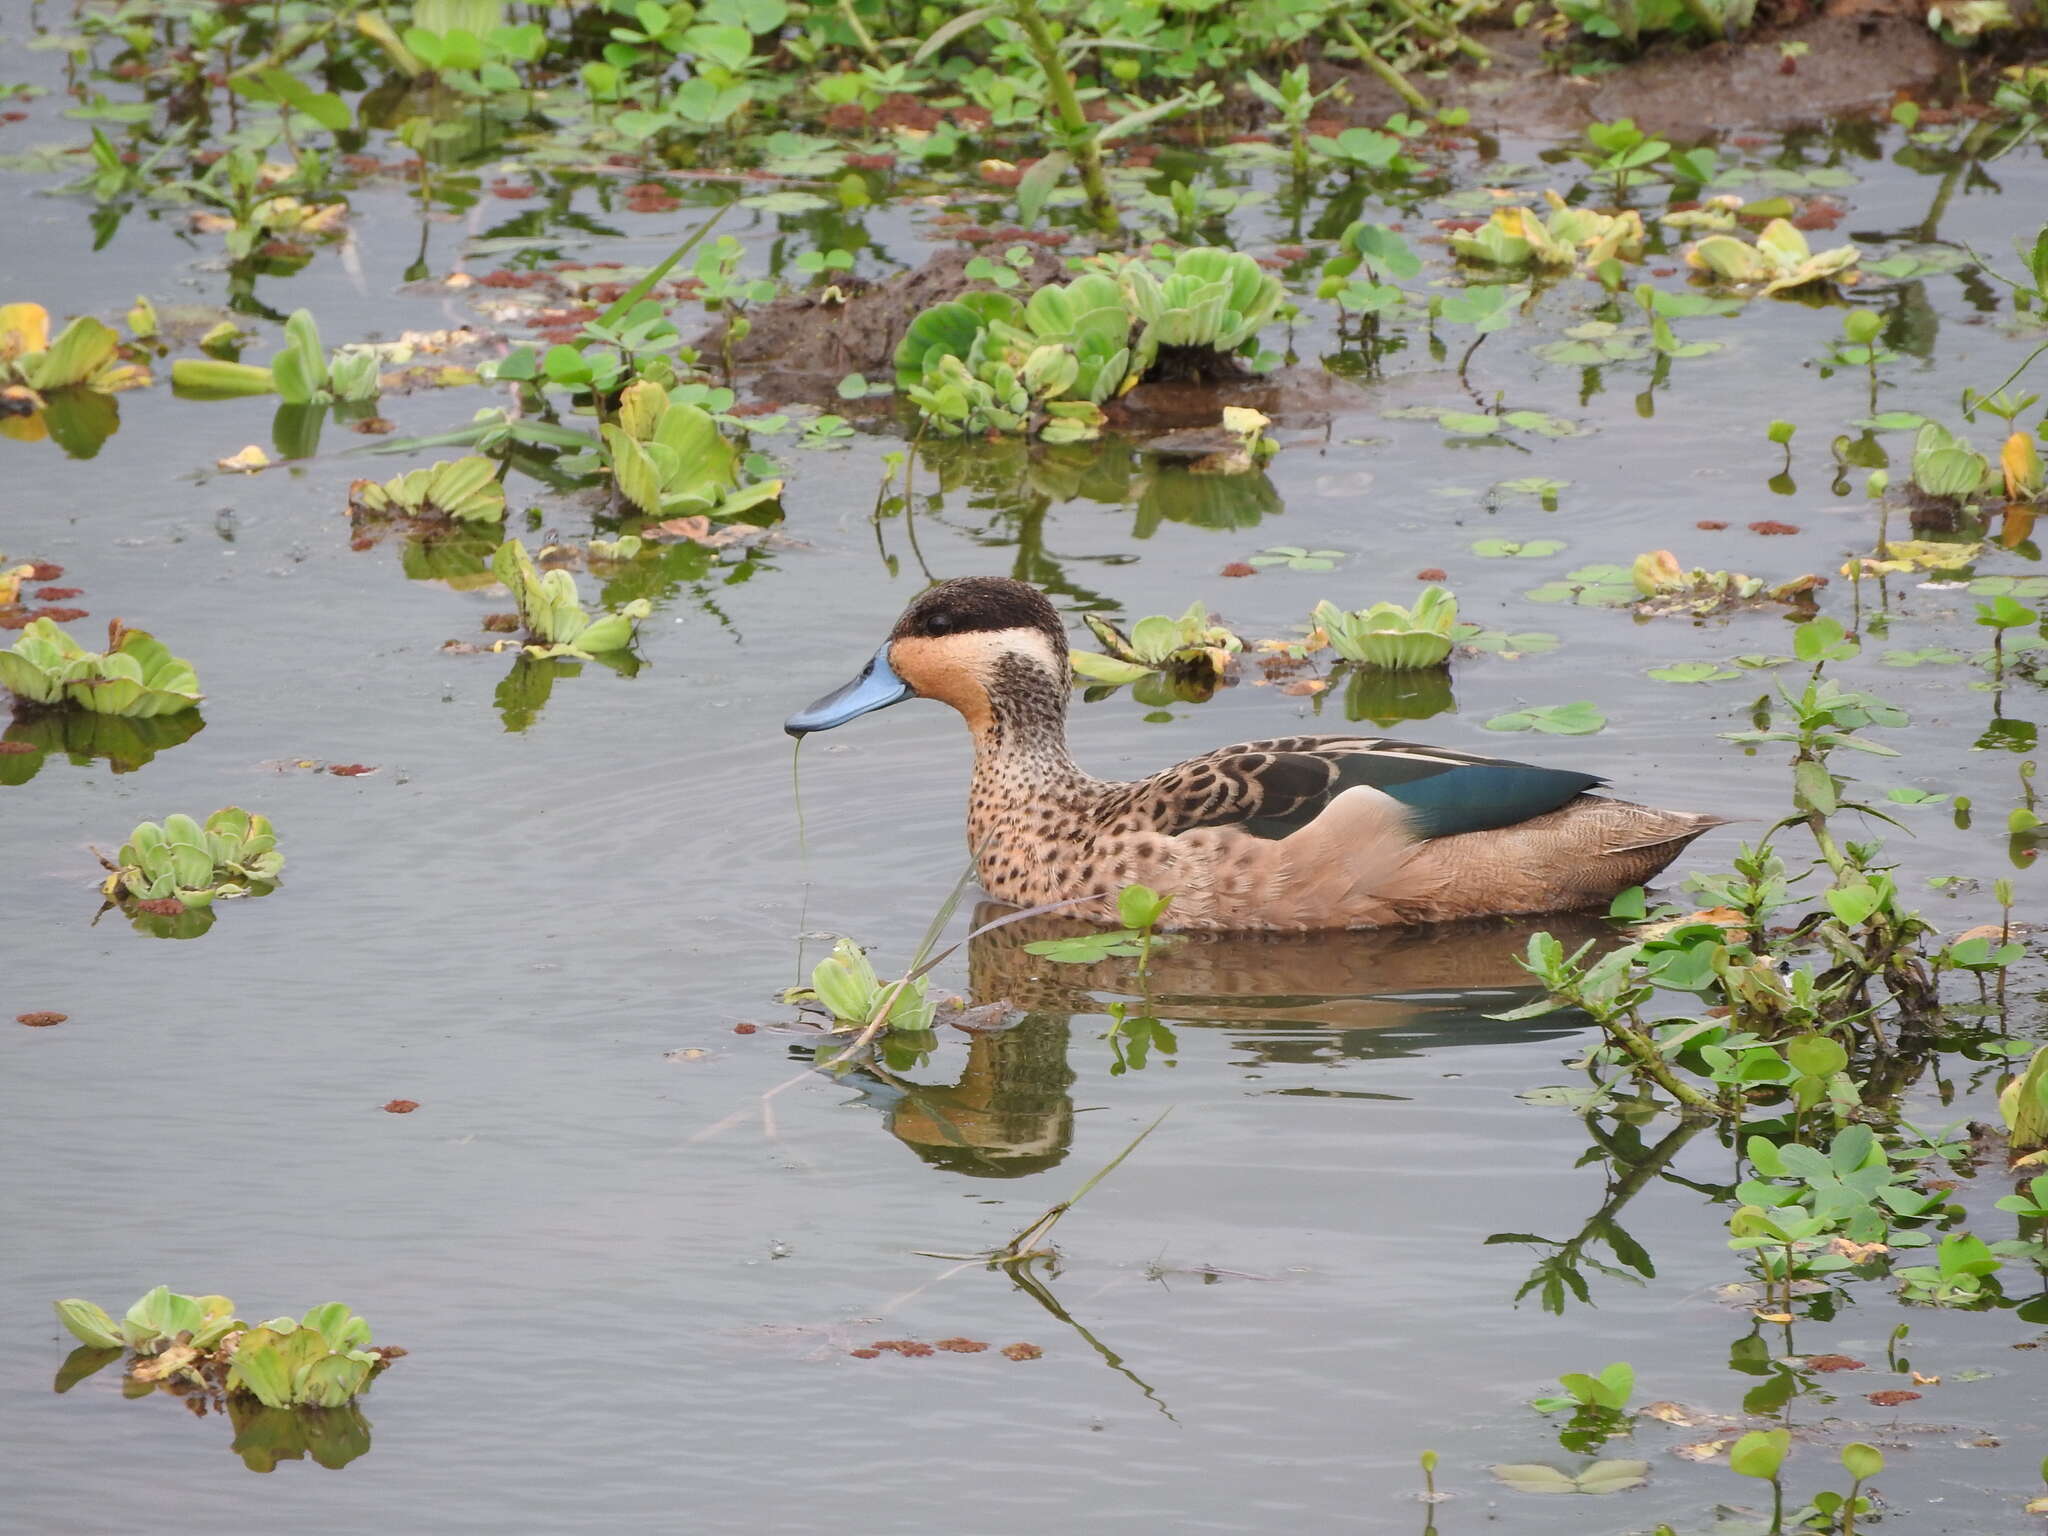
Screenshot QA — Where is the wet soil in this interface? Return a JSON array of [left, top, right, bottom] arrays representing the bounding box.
[[699, 245, 1069, 402], [1322, 11, 1951, 135]]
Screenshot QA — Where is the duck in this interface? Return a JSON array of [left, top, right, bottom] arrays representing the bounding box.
[[785, 576, 1722, 932]]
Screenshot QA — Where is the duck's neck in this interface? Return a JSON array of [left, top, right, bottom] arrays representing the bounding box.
[[965, 656, 1096, 853]]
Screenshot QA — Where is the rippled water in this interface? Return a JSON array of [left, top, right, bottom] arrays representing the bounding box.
[[6, 55, 2048, 1534]]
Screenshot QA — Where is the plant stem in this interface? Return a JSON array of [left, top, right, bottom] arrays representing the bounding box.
[[1008, 0, 1119, 235], [1330, 16, 1432, 113], [1606, 1010, 1724, 1115], [1381, 0, 1493, 65], [837, 0, 884, 63]]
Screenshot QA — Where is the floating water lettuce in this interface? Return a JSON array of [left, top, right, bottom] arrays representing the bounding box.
[[54, 1289, 394, 1410], [1684, 219, 1860, 297], [99, 807, 281, 908], [1911, 420, 1997, 501], [1073, 601, 1242, 684], [1448, 193, 1645, 270], [490, 538, 650, 657], [1113, 247, 1287, 372], [170, 308, 378, 404], [793, 936, 936, 1033], [0, 302, 151, 395], [1312, 588, 1459, 670], [0, 619, 201, 717], [600, 379, 784, 519], [349, 455, 507, 523]]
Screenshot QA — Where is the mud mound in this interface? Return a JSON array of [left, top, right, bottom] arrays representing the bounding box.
[[698, 245, 1068, 403], [1318, 11, 1948, 136]]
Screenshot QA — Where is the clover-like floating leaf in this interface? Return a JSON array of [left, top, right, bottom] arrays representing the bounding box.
[[1647, 662, 1740, 683], [1484, 701, 1607, 735], [1491, 1460, 1648, 1495], [1473, 539, 1565, 559]]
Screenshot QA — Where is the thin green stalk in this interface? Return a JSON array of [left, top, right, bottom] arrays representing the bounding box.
[[1008, 0, 1118, 234], [1607, 1009, 1724, 1115], [1330, 15, 1431, 113], [1380, 0, 1492, 64], [837, 0, 884, 63]]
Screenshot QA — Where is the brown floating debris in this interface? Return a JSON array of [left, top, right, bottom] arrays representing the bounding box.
[[1806, 1354, 1866, 1373], [849, 1348, 880, 1359], [1220, 562, 1256, 578], [382, 1099, 420, 1114], [935, 1338, 988, 1353], [1748, 520, 1800, 535], [1416, 567, 1447, 581], [327, 764, 377, 777], [1867, 1389, 1921, 1406], [131, 898, 185, 916], [1000, 1343, 1043, 1361], [16, 1011, 67, 1027], [1697, 520, 1729, 530]]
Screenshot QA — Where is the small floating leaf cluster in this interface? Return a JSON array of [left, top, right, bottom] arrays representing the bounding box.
[[491, 539, 651, 657], [100, 807, 282, 909], [56, 1287, 395, 1410], [602, 379, 784, 519], [349, 455, 507, 524], [0, 619, 200, 718]]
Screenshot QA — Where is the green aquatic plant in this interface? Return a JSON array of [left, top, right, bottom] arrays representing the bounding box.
[[2001, 1043, 2048, 1165], [348, 455, 507, 523], [99, 807, 282, 908], [56, 1286, 242, 1355], [1684, 219, 1860, 297], [54, 1290, 394, 1411], [1312, 588, 1458, 670], [490, 539, 651, 657], [0, 619, 201, 717], [1072, 602, 1242, 685], [600, 379, 785, 519], [0, 302, 150, 395], [227, 1306, 384, 1410], [1447, 194, 1646, 271], [892, 251, 1286, 440], [1113, 248, 1287, 377], [798, 936, 937, 1034], [170, 308, 378, 404], [1910, 419, 1997, 501]]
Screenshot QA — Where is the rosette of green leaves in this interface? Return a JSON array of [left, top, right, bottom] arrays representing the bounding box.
[[803, 937, 936, 1033], [1072, 601, 1243, 684], [999, 272, 1135, 405], [2002, 1043, 2048, 1164], [1313, 587, 1459, 669], [1911, 420, 1996, 501], [350, 455, 506, 523], [55, 1286, 242, 1354], [112, 807, 282, 907], [0, 618, 201, 716], [1116, 249, 1285, 373], [600, 380, 783, 519], [892, 291, 1024, 389], [226, 1304, 381, 1410], [491, 539, 651, 656]]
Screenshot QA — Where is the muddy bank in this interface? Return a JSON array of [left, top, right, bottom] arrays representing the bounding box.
[[698, 245, 1068, 403], [1321, 11, 1952, 136]]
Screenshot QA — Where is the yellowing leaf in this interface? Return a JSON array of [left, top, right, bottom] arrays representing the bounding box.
[[2003, 431, 2044, 500], [216, 444, 271, 473], [0, 301, 50, 361]]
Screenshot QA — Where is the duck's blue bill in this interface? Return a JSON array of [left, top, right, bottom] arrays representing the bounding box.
[[785, 645, 911, 736]]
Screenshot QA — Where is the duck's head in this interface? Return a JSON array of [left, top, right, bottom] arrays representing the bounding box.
[[785, 577, 1069, 739]]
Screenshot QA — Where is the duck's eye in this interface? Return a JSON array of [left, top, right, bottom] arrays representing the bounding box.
[[925, 612, 956, 634]]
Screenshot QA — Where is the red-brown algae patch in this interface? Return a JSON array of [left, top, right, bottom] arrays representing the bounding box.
[[1807, 1355, 1866, 1373], [935, 1338, 988, 1354], [1749, 520, 1800, 536], [1001, 1343, 1043, 1361], [1867, 1389, 1921, 1406], [849, 1348, 881, 1359], [382, 1099, 420, 1114], [131, 898, 185, 916], [1416, 568, 1447, 581], [17, 1011, 66, 1027]]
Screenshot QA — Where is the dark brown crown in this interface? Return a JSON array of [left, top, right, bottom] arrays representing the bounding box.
[[890, 577, 1067, 656]]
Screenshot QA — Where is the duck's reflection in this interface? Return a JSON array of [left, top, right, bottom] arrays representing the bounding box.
[[844, 905, 1617, 1176]]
